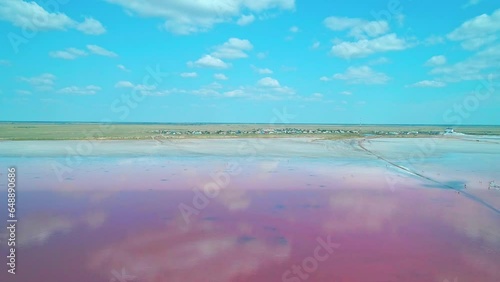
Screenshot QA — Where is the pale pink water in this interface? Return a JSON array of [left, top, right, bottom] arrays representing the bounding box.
[[0, 138, 499, 282], [0, 162, 499, 282]]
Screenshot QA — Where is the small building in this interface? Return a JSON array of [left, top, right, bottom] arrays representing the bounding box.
[[445, 128, 454, 134], [262, 129, 274, 134]]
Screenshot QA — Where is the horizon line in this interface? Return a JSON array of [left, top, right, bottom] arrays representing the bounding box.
[[1, 121, 499, 126]]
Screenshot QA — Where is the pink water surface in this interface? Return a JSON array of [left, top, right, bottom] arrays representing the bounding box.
[[1, 159, 499, 282]]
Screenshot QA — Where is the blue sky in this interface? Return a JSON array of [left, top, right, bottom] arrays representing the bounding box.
[[0, 0, 499, 124]]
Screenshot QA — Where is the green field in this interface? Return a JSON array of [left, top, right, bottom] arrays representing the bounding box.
[[0, 123, 499, 140]]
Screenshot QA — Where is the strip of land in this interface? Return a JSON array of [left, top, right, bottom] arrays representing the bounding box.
[[0, 122, 499, 140]]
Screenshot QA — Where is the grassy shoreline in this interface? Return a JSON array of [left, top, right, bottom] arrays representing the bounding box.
[[1, 123, 499, 141]]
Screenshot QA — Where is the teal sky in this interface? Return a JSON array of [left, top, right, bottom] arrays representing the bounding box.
[[0, 0, 499, 124]]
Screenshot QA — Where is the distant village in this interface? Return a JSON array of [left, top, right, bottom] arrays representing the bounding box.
[[151, 127, 445, 136]]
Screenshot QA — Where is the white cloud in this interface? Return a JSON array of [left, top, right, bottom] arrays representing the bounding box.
[[180, 72, 198, 78], [333, 66, 390, 84], [87, 45, 118, 57], [20, 73, 56, 91], [425, 55, 447, 66], [430, 43, 500, 82], [252, 65, 273, 74], [258, 77, 280, 87], [226, 84, 295, 99], [224, 89, 246, 97], [460, 35, 498, 50], [188, 38, 251, 69], [189, 55, 230, 69], [368, 57, 390, 65], [117, 64, 130, 72], [76, 17, 106, 35], [0, 0, 74, 31], [408, 80, 446, 88], [0, 60, 11, 66], [331, 33, 409, 59], [211, 38, 253, 59], [114, 81, 134, 88], [447, 9, 500, 50], [0, 0, 105, 35], [259, 68, 273, 74], [237, 14, 255, 26], [241, 77, 294, 97], [311, 41, 320, 49], [463, 0, 481, 8], [303, 93, 324, 102], [289, 26, 299, 33], [113, 81, 173, 96], [191, 86, 219, 97], [319, 76, 331, 81], [49, 48, 87, 60], [424, 35, 445, 46], [106, 0, 295, 34], [135, 85, 170, 96], [206, 82, 223, 89], [214, 73, 228, 80], [324, 16, 389, 39], [340, 91, 352, 95], [58, 85, 101, 95], [256, 52, 268, 59], [51, 46, 120, 59]]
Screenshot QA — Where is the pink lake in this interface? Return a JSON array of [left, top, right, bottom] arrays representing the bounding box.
[[0, 138, 499, 282]]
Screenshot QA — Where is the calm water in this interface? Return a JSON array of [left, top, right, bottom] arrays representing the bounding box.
[[0, 139, 499, 282]]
